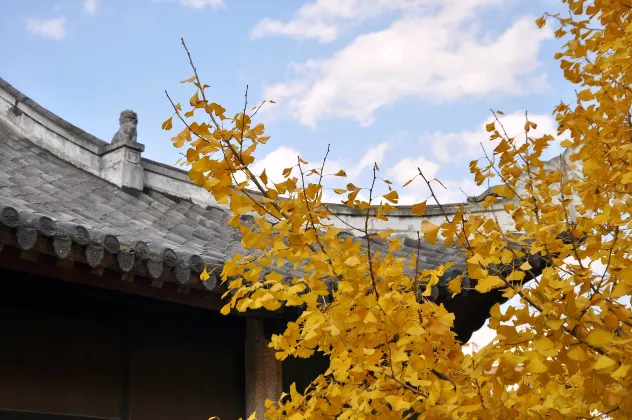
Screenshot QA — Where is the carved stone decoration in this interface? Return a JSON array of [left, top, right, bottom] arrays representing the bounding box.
[[117, 246, 136, 272], [201, 271, 218, 291], [53, 234, 72, 258], [146, 253, 164, 279], [111, 110, 139, 146], [134, 241, 150, 261], [17, 226, 37, 250], [93, 232, 120, 255], [183, 252, 205, 273], [57, 223, 90, 246], [0, 206, 19, 228], [162, 248, 178, 267], [20, 214, 56, 237], [126, 149, 140, 163], [85, 242, 105, 268], [173, 260, 191, 285]]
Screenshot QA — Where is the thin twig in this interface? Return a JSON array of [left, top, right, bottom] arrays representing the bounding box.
[[365, 164, 381, 300], [417, 168, 451, 224]]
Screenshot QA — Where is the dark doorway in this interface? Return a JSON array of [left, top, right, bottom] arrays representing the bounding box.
[[0, 268, 245, 420]]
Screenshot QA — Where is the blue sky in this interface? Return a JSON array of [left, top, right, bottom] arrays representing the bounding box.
[[2, 0, 572, 205]]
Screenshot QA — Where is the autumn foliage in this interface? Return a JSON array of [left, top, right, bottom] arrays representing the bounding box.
[[163, 0, 632, 417]]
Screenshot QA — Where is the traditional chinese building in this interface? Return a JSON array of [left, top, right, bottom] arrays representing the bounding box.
[[0, 77, 549, 420]]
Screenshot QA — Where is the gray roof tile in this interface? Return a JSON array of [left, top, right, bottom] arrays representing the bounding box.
[[0, 119, 466, 303]]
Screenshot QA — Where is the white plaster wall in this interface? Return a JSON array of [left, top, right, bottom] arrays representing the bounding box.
[[329, 206, 516, 239], [143, 169, 228, 210]]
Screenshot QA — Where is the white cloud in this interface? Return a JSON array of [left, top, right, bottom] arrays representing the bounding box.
[[232, 142, 388, 194], [253, 18, 338, 43], [179, 0, 224, 9], [387, 156, 439, 185], [386, 155, 480, 204], [252, 0, 501, 42], [263, 3, 552, 127], [429, 111, 558, 164], [234, 146, 300, 186], [84, 0, 98, 14], [346, 142, 389, 179], [233, 146, 344, 187], [380, 111, 562, 206], [26, 18, 66, 40]]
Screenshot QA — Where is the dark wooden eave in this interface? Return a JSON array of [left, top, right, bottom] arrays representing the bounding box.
[[0, 210, 281, 319]]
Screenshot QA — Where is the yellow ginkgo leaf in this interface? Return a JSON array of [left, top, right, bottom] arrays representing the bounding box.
[[577, 89, 593, 101], [262, 299, 282, 311], [382, 190, 399, 204], [411, 201, 427, 216], [405, 324, 425, 336], [475, 276, 504, 293], [421, 220, 440, 244], [162, 117, 173, 130], [385, 395, 411, 412], [533, 337, 555, 355], [448, 276, 462, 294], [344, 255, 361, 267], [585, 329, 614, 347], [363, 311, 378, 324], [611, 364, 630, 378], [391, 349, 408, 364], [259, 169, 268, 185], [492, 185, 515, 199], [402, 177, 416, 187], [594, 355, 616, 371], [526, 356, 548, 373], [265, 271, 284, 282], [567, 346, 588, 362], [376, 229, 393, 239]]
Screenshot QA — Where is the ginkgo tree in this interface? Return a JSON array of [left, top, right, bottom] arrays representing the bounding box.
[[162, 0, 632, 418]]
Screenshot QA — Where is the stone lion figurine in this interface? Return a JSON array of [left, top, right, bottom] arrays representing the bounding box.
[[111, 110, 138, 146]]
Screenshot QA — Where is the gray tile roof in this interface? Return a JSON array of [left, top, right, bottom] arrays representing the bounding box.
[[0, 121, 238, 288], [0, 119, 469, 306]]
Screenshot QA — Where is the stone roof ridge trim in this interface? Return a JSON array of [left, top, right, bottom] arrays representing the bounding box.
[[0, 204, 222, 292]]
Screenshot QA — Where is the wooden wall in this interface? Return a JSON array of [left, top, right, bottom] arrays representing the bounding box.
[[0, 268, 245, 420]]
